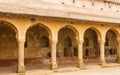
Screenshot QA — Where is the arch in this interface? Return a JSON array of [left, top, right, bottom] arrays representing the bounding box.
[[24, 23, 52, 70], [0, 20, 18, 60], [83, 27, 100, 64], [25, 23, 52, 58], [105, 28, 120, 40], [26, 23, 52, 40], [57, 25, 78, 57], [84, 27, 102, 41], [0, 20, 18, 38], [58, 25, 79, 40], [105, 28, 119, 63]]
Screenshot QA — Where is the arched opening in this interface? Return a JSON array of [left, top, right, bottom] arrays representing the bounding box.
[[105, 29, 118, 63], [57, 26, 78, 68], [83, 28, 100, 65], [25, 24, 51, 70], [0, 21, 18, 72]]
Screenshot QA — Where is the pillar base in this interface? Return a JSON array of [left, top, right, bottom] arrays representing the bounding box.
[[77, 60, 84, 68], [99, 60, 106, 66], [18, 73, 26, 75], [17, 64, 25, 73], [51, 63, 57, 70]]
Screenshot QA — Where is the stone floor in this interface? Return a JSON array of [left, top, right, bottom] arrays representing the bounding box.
[[0, 56, 119, 75], [50, 67, 120, 75]]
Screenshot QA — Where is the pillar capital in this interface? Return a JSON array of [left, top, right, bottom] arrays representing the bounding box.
[[98, 40, 105, 44], [117, 40, 120, 44], [51, 39, 58, 43], [78, 39, 84, 44], [18, 39, 25, 43], [51, 32, 58, 41], [51, 34, 58, 43], [18, 36, 26, 43]]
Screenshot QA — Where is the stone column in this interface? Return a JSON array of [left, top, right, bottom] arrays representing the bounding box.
[[18, 39, 25, 73], [116, 40, 120, 63], [77, 40, 84, 67], [99, 40, 106, 66], [51, 39, 58, 70]]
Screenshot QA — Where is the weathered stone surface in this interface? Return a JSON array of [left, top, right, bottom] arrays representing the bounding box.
[[0, 0, 120, 73], [0, 0, 120, 23]]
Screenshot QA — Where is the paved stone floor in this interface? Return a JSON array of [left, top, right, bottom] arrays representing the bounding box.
[[50, 67, 120, 75], [1, 64, 120, 75], [0, 56, 119, 75]]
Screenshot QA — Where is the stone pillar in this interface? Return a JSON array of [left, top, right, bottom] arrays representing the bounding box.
[[51, 39, 58, 70], [116, 40, 120, 63], [17, 39, 25, 73], [99, 40, 106, 66], [77, 40, 84, 67]]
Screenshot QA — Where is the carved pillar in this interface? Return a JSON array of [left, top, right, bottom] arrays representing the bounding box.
[[17, 38, 25, 73], [51, 39, 58, 70], [116, 40, 120, 63], [99, 40, 106, 66], [77, 39, 84, 67]]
